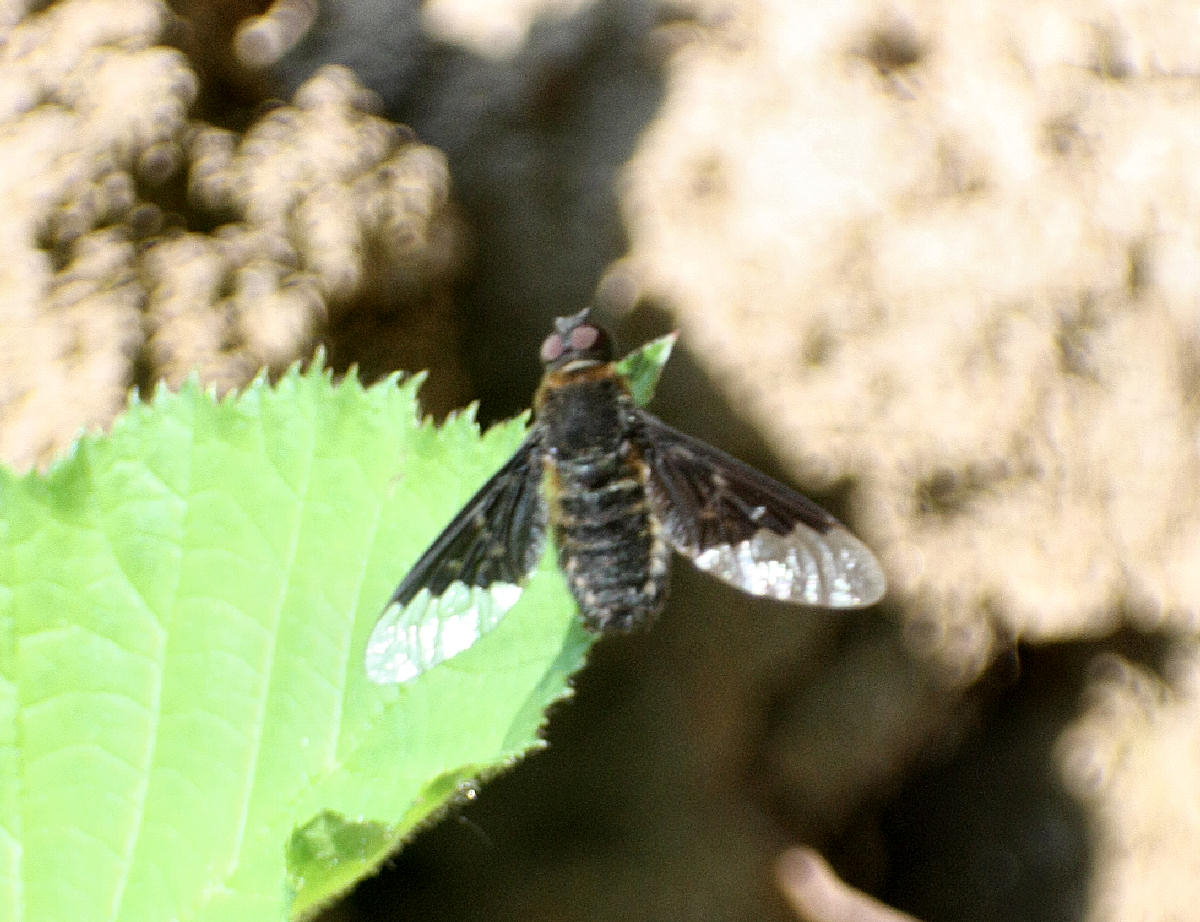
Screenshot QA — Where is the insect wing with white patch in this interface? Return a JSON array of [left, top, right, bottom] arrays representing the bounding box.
[[366, 582, 524, 684], [638, 413, 885, 608], [367, 435, 548, 684]]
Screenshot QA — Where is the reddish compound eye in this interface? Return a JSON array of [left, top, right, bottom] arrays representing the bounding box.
[[540, 333, 565, 365], [542, 312, 614, 366], [569, 324, 601, 352]]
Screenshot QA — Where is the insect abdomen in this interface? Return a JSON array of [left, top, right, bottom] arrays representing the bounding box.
[[553, 448, 669, 633]]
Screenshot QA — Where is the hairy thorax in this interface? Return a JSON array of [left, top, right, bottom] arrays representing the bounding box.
[[535, 365, 669, 631]]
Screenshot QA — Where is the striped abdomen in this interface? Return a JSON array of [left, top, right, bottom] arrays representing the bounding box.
[[551, 443, 670, 633]]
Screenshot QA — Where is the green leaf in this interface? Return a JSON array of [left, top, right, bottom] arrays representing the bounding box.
[[0, 333, 676, 921], [286, 811, 393, 918], [617, 331, 677, 407]]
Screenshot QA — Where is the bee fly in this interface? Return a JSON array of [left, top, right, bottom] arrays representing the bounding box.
[[367, 310, 884, 680]]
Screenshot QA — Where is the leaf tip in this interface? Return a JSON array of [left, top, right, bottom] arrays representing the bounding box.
[[310, 343, 328, 372]]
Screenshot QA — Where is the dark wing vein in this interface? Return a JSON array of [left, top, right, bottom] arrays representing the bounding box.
[[385, 434, 548, 608], [637, 412, 885, 608]]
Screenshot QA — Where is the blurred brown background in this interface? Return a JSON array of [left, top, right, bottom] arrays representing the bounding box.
[[4, 1, 1200, 920]]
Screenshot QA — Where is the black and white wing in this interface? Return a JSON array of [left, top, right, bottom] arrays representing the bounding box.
[[367, 435, 548, 684], [383, 434, 548, 608], [638, 413, 885, 608]]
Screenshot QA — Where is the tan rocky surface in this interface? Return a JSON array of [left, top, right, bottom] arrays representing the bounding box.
[[0, 0, 458, 471], [612, 5, 1200, 918]]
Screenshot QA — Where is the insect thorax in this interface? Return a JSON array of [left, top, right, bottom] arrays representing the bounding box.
[[538, 370, 669, 633]]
